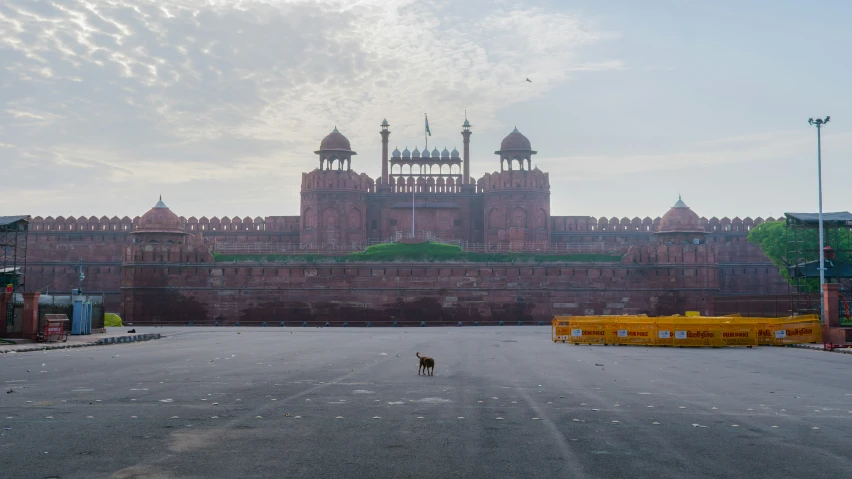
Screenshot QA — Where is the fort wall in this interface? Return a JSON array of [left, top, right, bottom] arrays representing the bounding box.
[[120, 258, 719, 325], [23, 216, 786, 315]]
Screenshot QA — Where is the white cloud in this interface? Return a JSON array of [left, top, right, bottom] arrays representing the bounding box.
[[0, 0, 621, 216], [539, 130, 852, 181]]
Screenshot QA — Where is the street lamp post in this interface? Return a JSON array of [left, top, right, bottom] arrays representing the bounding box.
[[808, 116, 830, 323]]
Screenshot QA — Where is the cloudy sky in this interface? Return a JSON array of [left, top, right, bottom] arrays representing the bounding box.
[[2, 0, 850, 220]]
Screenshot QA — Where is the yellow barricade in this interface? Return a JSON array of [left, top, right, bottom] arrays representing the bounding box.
[[611, 321, 656, 346], [551, 314, 816, 347], [717, 323, 758, 347], [670, 321, 721, 347], [728, 317, 774, 345], [560, 317, 608, 344], [768, 318, 821, 345], [731, 315, 820, 345], [552, 318, 572, 342]]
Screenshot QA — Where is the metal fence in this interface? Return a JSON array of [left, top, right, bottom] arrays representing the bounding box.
[[713, 294, 822, 318], [211, 236, 620, 256]]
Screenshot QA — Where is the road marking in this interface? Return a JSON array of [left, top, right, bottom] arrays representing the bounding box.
[[517, 388, 587, 478]]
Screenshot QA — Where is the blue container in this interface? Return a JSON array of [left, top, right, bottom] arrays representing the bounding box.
[[71, 301, 92, 335], [420, 321, 426, 327]]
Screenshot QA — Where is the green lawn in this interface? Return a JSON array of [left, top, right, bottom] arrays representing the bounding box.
[[212, 242, 623, 264]]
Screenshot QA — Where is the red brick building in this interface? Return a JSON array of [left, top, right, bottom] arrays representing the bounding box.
[[299, 121, 547, 246], [21, 120, 791, 323]]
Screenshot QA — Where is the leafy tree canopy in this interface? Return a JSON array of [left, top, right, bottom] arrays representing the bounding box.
[[747, 221, 788, 276]]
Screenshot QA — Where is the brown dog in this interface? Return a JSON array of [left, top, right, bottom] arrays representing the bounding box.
[[416, 352, 434, 376]]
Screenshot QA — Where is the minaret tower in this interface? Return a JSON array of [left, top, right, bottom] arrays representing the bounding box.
[[380, 119, 390, 186], [462, 116, 471, 186]]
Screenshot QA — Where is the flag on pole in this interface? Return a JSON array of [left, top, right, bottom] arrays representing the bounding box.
[[425, 114, 431, 136]]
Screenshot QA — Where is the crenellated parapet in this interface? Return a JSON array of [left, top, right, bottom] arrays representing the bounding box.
[[478, 168, 550, 192], [301, 169, 375, 193], [550, 215, 777, 233], [29, 215, 137, 232]]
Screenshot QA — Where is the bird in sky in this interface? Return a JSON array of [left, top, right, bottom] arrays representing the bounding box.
[[525, 78, 532, 83]]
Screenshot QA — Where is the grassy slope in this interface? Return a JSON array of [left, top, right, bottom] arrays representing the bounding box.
[[213, 242, 623, 263]]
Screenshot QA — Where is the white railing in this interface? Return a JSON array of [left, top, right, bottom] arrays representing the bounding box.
[[211, 239, 621, 256], [460, 242, 620, 255], [212, 242, 366, 255]]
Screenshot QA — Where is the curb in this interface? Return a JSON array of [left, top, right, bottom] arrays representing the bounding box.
[[788, 343, 852, 355], [0, 333, 162, 354]]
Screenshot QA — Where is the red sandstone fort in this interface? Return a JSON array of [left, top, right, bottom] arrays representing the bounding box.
[[21, 121, 790, 325]]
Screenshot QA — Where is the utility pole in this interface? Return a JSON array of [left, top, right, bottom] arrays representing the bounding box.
[[808, 116, 830, 323], [77, 258, 85, 295]]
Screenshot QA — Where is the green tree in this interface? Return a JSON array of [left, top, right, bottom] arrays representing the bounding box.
[[749, 219, 851, 280], [748, 221, 788, 277]]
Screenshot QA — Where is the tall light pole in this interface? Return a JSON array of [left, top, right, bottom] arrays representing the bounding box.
[[808, 115, 830, 323]]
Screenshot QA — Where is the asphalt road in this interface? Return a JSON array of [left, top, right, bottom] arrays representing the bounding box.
[[1, 327, 851, 479]]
